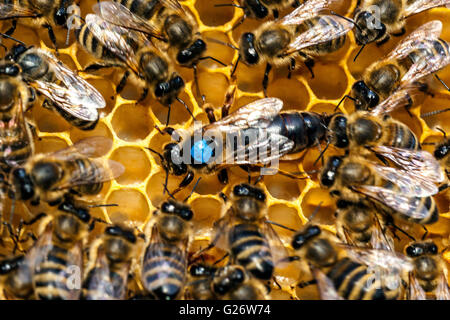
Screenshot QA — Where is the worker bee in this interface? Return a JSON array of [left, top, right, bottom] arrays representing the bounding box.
[[8, 136, 124, 206], [187, 263, 268, 300], [291, 224, 411, 300], [0, 61, 34, 171], [5, 44, 106, 131], [140, 198, 194, 300], [0, 254, 34, 299], [404, 240, 450, 300], [335, 199, 395, 251], [233, 0, 354, 95], [353, 0, 450, 48], [76, 13, 190, 124], [320, 154, 442, 225], [152, 92, 327, 194], [344, 20, 450, 112], [0, 0, 75, 50], [82, 224, 137, 300], [198, 183, 288, 281]]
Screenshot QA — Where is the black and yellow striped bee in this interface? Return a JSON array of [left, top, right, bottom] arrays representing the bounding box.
[[82, 224, 138, 300], [0, 61, 34, 172], [140, 199, 194, 300], [0, 254, 34, 299], [9, 136, 124, 206], [0, 0, 75, 50]]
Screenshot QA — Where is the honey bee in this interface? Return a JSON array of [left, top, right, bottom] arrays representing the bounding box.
[[0, 0, 75, 50], [353, 0, 450, 48], [234, 0, 354, 95], [8, 136, 124, 207], [0, 61, 34, 171], [82, 225, 137, 300], [76, 13, 189, 123], [198, 183, 288, 281], [0, 254, 34, 299], [140, 198, 194, 300], [153, 93, 327, 194], [5, 44, 106, 131], [344, 20, 450, 112], [320, 154, 442, 225], [404, 240, 450, 300], [187, 263, 268, 300], [291, 224, 410, 300]]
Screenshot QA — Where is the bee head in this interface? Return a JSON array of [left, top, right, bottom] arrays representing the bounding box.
[[189, 263, 217, 277], [104, 225, 136, 263], [30, 161, 61, 190], [161, 199, 193, 221], [351, 80, 380, 111], [163, 143, 187, 176], [154, 75, 185, 105], [10, 167, 35, 201], [406, 241, 439, 258], [244, 0, 269, 19], [212, 265, 246, 296], [54, 4, 69, 27], [348, 116, 381, 146], [157, 199, 192, 242], [176, 39, 207, 67], [240, 33, 259, 65], [406, 242, 439, 282], [0, 255, 24, 275], [434, 140, 450, 160], [231, 183, 266, 221], [320, 156, 343, 188], [329, 115, 349, 148], [354, 11, 387, 46], [292, 226, 337, 267], [55, 200, 91, 242]]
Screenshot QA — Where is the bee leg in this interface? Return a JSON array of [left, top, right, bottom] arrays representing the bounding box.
[[116, 70, 130, 95], [262, 63, 272, 97], [288, 58, 295, 79], [434, 74, 450, 91], [272, 9, 279, 19], [376, 34, 390, 47], [82, 63, 120, 73], [89, 218, 108, 231], [273, 277, 282, 290], [172, 171, 195, 195], [391, 28, 406, 37], [421, 226, 428, 240], [138, 87, 149, 103], [230, 15, 246, 32], [205, 106, 216, 124], [22, 213, 47, 226], [4, 20, 17, 36], [438, 183, 449, 192], [213, 252, 229, 265], [218, 169, 228, 185], [43, 24, 58, 55], [221, 86, 236, 119], [297, 279, 316, 288], [219, 192, 228, 203]]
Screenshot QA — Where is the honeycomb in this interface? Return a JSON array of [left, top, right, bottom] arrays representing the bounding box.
[[0, 0, 449, 300]]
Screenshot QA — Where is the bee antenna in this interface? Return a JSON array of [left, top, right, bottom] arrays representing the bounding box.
[[265, 220, 297, 232], [163, 168, 170, 196], [421, 108, 450, 118], [0, 33, 26, 46], [198, 56, 228, 67], [164, 182, 176, 199], [214, 3, 245, 9], [421, 226, 428, 241], [87, 203, 119, 208], [335, 94, 355, 111], [436, 127, 447, 139], [184, 177, 201, 202], [165, 104, 171, 127], [231, 55, 240, 77], [205, 37, 239, 51], [176, 97, 196, 122], [145, 147, 165, 162], [308, 201, 323, 222], [353, 43, 366, 62], [435, 74, 450, 91], [329, 11, 363, 34]]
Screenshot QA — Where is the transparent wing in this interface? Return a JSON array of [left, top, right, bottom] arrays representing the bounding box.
[[409, 273, 427, 300], [436, 272, 450, 300], [386, 20, 442, 61], [370, 146, 445, 183], [404, 0, 450, 18], [0, 3, 37, 19], [84, 250, 128, 300], [280, 0, 339, 26], [370, 227, 395, 252], [92, 1, 165, 40], [401, 50, 450, 85], [311, 267, 343, 300], [261, 221, 289, 266], [287, 15, 353, 53], [370, 162, 439, 197], [371, 83, 423, 115], [354, 186, 434, 221], [160, 0, 186, 15], [50, 136, 114, 160], [84, 14, 144, 74], [203, 98, 283, 133]]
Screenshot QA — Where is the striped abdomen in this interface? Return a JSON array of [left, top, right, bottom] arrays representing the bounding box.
[[266, 111, 327, 154], [326, 257, 401, 300], [0, 134, 33, 172], [141, 242, 186, 300], [297, 16, 348, 56], [69, 158, 104, 195], [384, 121, 419, 150], [229, 223, 274, 280], [33, 245, 79, 300], [81, 267, 126, 300]]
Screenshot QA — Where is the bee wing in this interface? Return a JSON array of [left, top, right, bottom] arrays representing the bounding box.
[[408, 273, 427, 300], [370, 146, 445, 183], [353, 185, 434, 221], [311, 267, 343, 300], [401, 49, 450, 85], [436, 271, 450, 300], [84, 14, 143, 75], [203, 98, 283, 133], [370, 162, 439, 197], [371, 83, 423, 115], [286, 15, 353, 53], [84, 250, 128, 300], [1, 94, 34, 167], [160, 0, 186, 15], [50, 136, 114, 160], [403, 0, 450, 18], [280, 0, 339, 26], [93, 1, 165, 40], [262, 221, 289, 265], [386, 20, 443, 61], [370, 227, 395, 252], [0, 3, 37, 19]]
